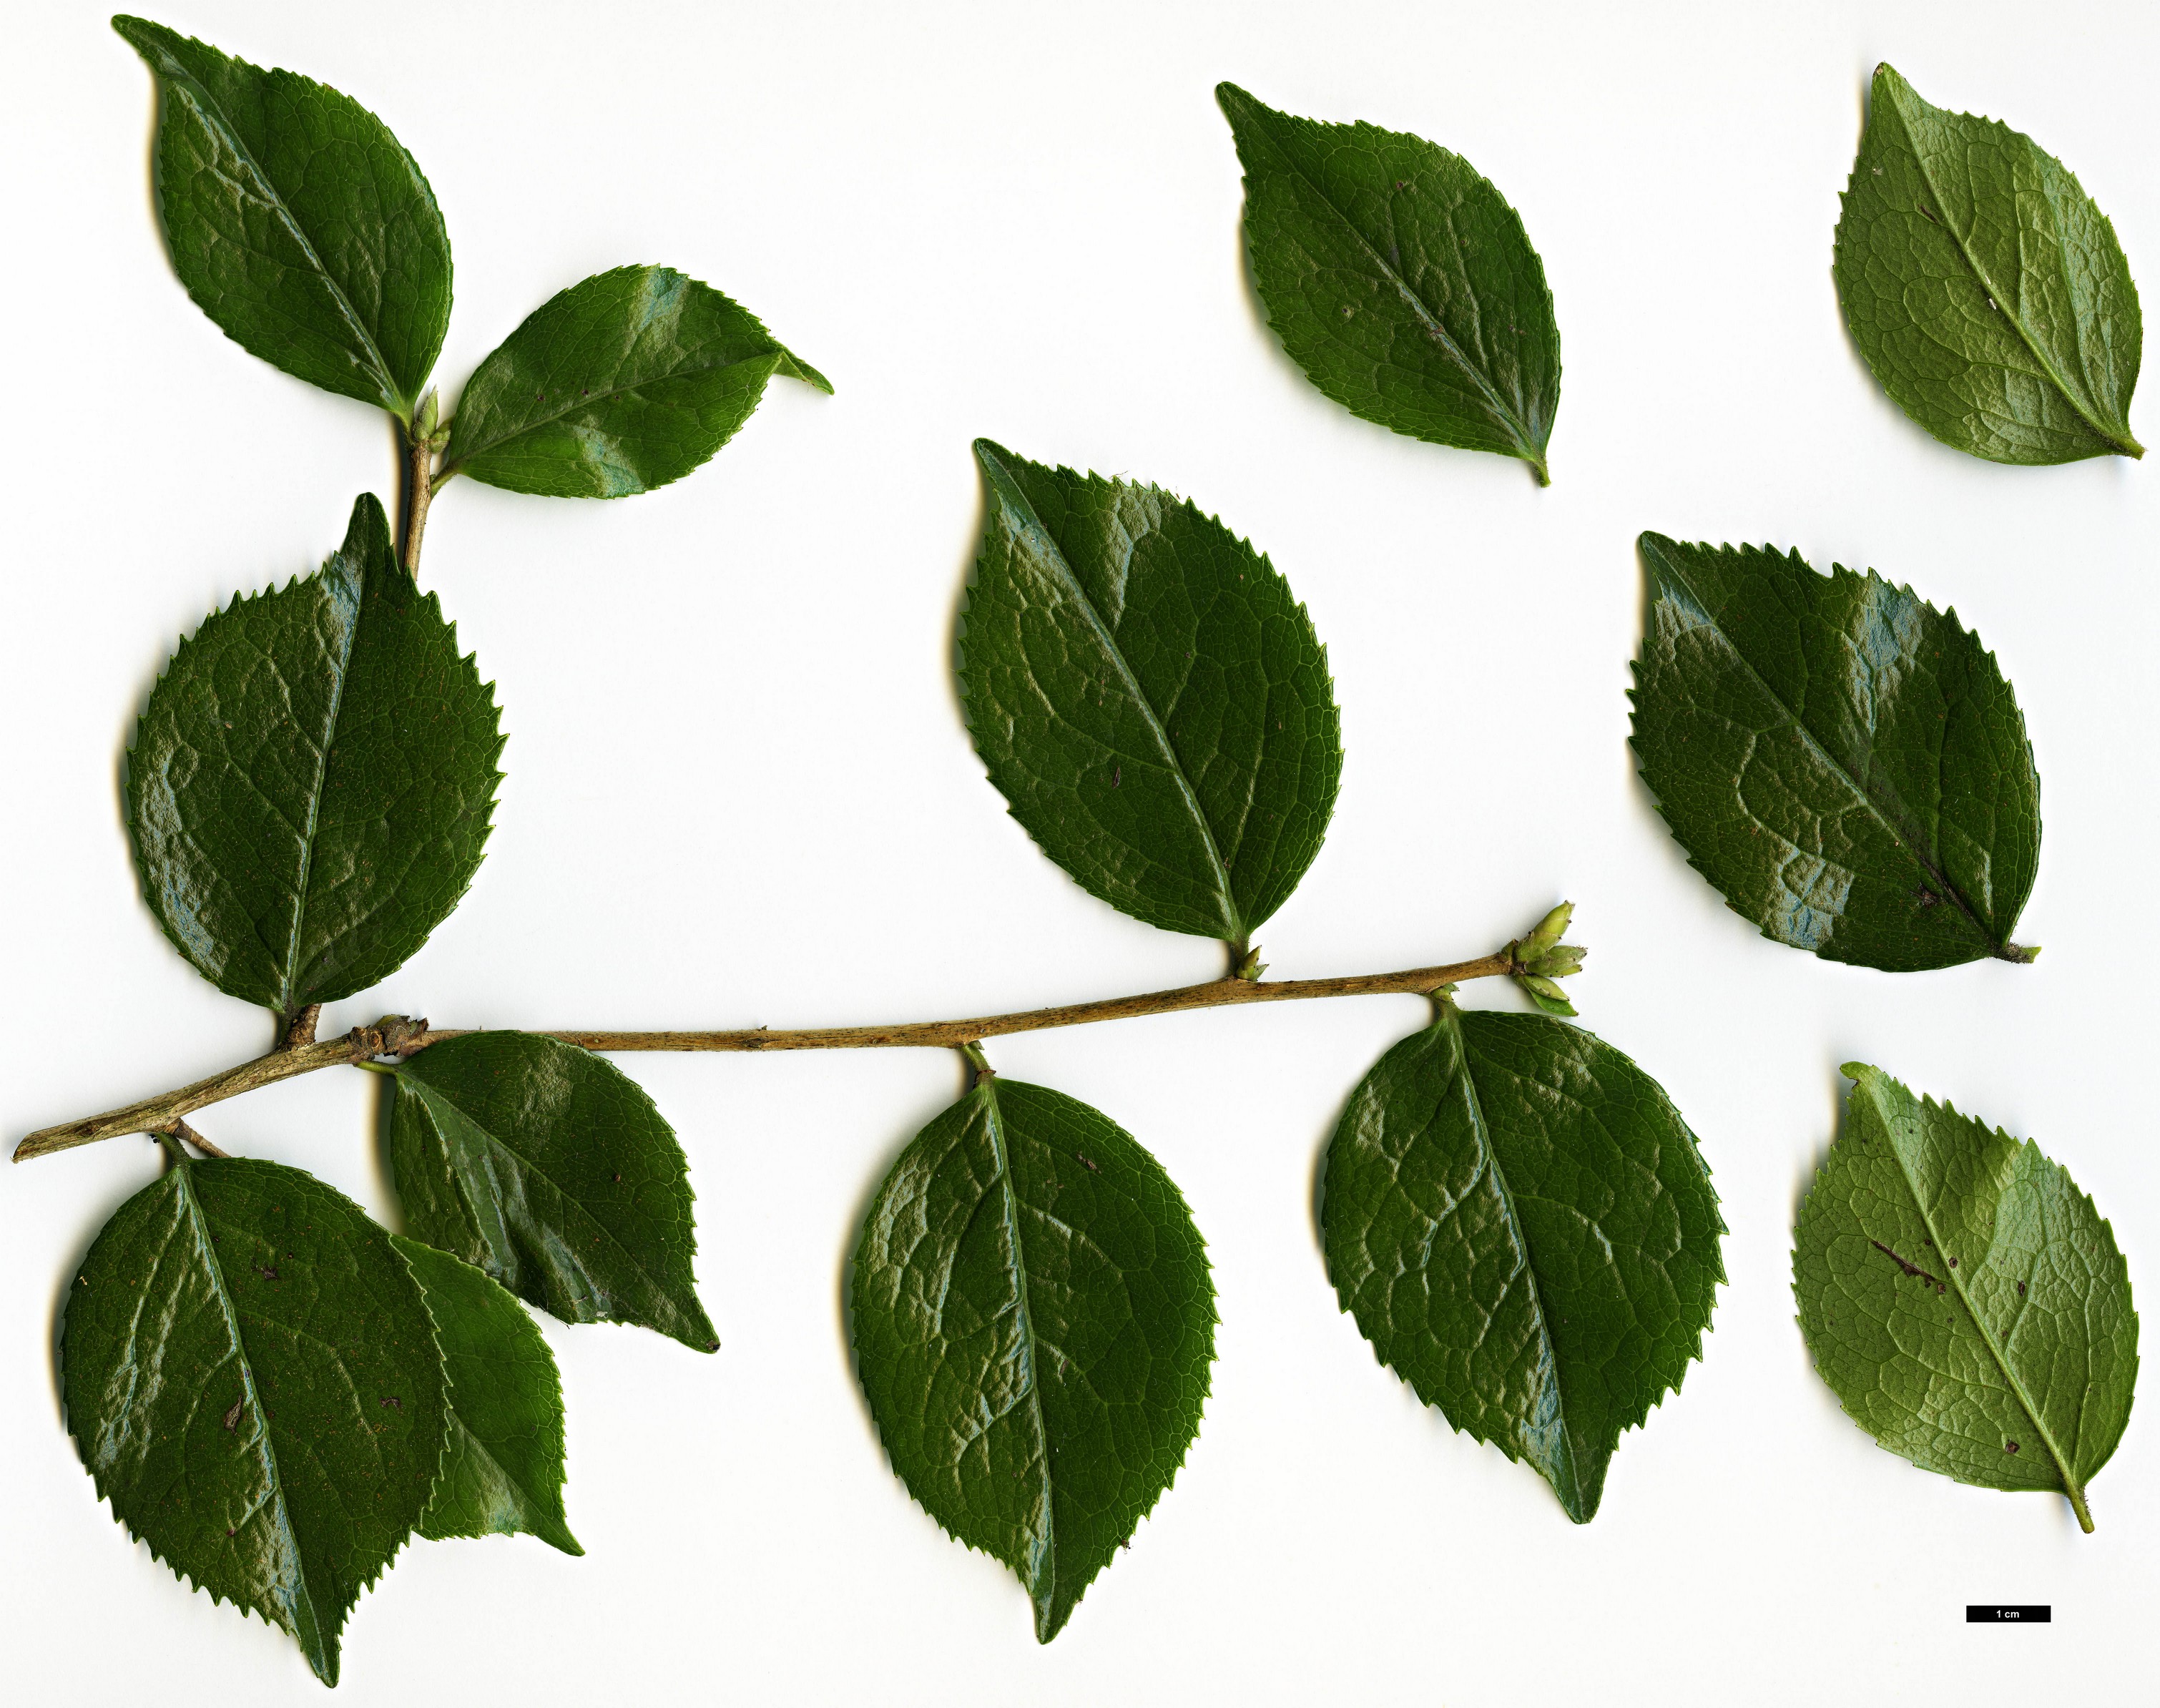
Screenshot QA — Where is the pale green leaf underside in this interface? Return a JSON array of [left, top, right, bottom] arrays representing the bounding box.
[[1834, 62, 2142, 464], [851, 1077, 1215, 1641], [1794, 1065, 2137, 1527]]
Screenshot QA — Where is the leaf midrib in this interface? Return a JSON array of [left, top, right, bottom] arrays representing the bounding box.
[[1646, 541, 2000, 955], [1869, 1081, 2083, 1502], [979, 446, 1244, 941], [448, 340, 785, 470], [275, 564, 365, 1018], [1230, 90, 1544, 466], [139, 34, 403, 413], [1886, 79, 2135, 456], [172, 1167, 325, 1667], [978, 1081, 1059, 1630], [1448, 1012, 1583, 1515]]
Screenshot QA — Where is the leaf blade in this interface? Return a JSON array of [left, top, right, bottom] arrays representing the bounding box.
[[1322, 1003, 1724, 1521], [1834, 63, 2142, 464], [960, 441, 1341, 942], [443, 265, 830, 498], [851, 1078, 1215, 1640], [127, 494, 504, 1019], [1629, 534, 2039, 971], [1794, 1065, 2138, 1528], [114, 15, 451, 417], [396, 1238, 580, 1555], [62, 1159, 449, 1686], [1218, 83, 1559, 479], [391, 1032, 717, 1353]]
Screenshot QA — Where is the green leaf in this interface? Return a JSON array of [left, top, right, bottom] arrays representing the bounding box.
[[390, 1032, 717, 1352], [1217, 83, 1559, 483], [1834, 63, 2143, 464], [396, 1237, 580, 1555], [1630, 534, 2040, 972], [127, 494, 503, 1022], [114, 16, 451, 420], [1322, 1000, 1723, 1522], [441, 265, 830, 498], [62, 1158, 448, 1687], [1795, 1065, 2138, 1531], [960, 441, 1342, 943], [852, 1076, 1215, 1641]]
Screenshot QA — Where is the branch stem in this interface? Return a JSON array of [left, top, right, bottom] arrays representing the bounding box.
[[399, 413, 436, 574], [15, 950, 1515, 1162]]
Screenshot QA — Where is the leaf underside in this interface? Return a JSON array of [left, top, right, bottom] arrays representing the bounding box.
[[391, 1031, 717, 1353], [443, 264, 830, 497], [1794, 1066, 2137, 1524], [852, 1077, 1216, 1641], [114, 15, 451, 418], [1833, 62, 2142, 464], [63, 1159, 448, 1687], [396, 1237, 581, 1554], [1217, 83, 1559, 481], [1629, 533, 2039, 972], [960, 441, 1342, 944], [1322, 1003, 1724, 1522], [127, 493, 504, 1020]]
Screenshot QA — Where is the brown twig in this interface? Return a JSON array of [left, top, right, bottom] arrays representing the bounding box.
[[14, 952, 1515, 1163]]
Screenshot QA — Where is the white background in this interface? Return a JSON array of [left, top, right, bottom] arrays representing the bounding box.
[[4, 1, 2155, 1701]]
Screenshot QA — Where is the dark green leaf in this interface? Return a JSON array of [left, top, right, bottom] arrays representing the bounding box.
[[1322, 1000, 1723, 1522], [1795, 1065, 2137, 1531], [391, 1032, 717, 1353], [1629, 534, 2039, 972], [852, 1076, 1215, 1641], [396, 1237, 580, 1555], [128, 494, 503, 1021], [114, 16, 451, 419], [1834, 63, 2143, 464], [63, 1158, 448, 1687], [441, 265, 830, 498], [961, 441, 1341, 943], [1218, 83, 1559, 482]]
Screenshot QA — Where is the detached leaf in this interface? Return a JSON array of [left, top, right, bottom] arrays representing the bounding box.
[[961, 441, 1341, 943], [1795, 1066, 2137, 1531], [128, 494, 503, 1022], [114, 16, 451, 418], [396, 1238, 579, 1555], [1629, 534, 2039, 971], [391, 1033, 717, 1352], [852, 1077, 1215, 1641], [1218, 84, 1559, 482], [1322, 1001, 1723, 1521], [62, 1159, 448, 1687], [442, 265, 830, 497], [1834, 63, 2143, 464]]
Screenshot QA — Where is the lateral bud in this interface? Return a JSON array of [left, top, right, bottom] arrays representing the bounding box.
[[1506, 900, 1586, 1016], [1232, 944, 1267, 981]]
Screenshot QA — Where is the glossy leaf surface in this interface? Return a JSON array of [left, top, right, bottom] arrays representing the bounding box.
[[115, 16, 450, 418], [1834, 63, 2142, 464], [1630, 534, 2038, 971], [128, 494, 503, 1020], [443, 265, 830, 497], [1323, 1001, 1723, 1521], [1219, 84, 1559, 481], [398, 1237, 580, 1554], [961, 441, 1340, 943], [63, 1159, 447, 1686], [853, 1077, 1214, 1641], [1795, 1066, 2137, 1529], [391, 1032, 717, 1352]]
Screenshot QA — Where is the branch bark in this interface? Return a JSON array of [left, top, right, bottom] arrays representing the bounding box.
[[15, 951, 1516, 1162]]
